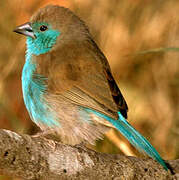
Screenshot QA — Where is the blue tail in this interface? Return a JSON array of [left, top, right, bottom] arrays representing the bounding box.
[[85, 108, 168, 170]]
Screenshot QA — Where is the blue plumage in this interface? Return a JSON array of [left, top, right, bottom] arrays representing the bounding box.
[[22, 54, 60, 127], [26, 23, 60, 56], [85, 108, 168, 170], [22, 25, 61, 127]]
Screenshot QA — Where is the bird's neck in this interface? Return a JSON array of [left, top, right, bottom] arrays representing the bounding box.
[[22, 52, 60, 127]]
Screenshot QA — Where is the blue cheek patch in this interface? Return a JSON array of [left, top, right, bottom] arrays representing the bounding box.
[[26, 29, 60, 55]]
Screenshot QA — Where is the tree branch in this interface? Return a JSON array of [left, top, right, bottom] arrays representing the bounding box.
[[0, 129, 178, 180]]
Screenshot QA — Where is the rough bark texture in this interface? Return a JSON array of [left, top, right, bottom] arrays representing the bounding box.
[[0, 129, 178, 180]]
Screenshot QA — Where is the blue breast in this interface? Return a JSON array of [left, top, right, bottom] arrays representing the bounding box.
[[22, 53, 60, 127]]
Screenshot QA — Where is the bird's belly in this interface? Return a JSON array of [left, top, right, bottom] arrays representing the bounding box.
[[42, 95, 110, 145]]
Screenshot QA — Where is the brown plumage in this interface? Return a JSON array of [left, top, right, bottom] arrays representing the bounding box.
[[25, 5, 128, 144], [14, 4, 129, 145], [32, 5, 128, 121]]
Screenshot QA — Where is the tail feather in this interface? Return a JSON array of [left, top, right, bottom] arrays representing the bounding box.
[[115, 113, 168, 170], [86, 108, 168, 170]]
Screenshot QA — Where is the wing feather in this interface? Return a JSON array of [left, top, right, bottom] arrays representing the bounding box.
[[37, 38, 128, 120]]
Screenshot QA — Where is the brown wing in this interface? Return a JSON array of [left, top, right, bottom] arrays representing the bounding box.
[[86, 38, 128, 119], [36, 38, 128, 120], [104, 68, 128, 118]]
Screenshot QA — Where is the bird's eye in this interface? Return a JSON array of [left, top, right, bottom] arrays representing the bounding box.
[[40, 25, 48, 31]]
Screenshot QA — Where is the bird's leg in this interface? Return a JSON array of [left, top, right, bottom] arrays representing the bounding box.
[[32, 130, 60, 150], [32, 130, 50, 138]]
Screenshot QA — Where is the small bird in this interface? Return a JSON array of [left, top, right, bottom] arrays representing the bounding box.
[[14, 5, 168, 170]]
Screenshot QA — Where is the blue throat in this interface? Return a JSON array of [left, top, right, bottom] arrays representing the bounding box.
[[22, 27, 60, 127], [26, 24, 60, 55]]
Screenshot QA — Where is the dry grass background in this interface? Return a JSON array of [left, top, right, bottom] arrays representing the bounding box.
[[0, 0, 178, 179]]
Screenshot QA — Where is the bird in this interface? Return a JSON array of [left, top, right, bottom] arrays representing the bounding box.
[[14, 5, 168, 170]]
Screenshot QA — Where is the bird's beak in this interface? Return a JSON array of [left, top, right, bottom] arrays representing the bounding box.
[[13, 22, 36, 39]]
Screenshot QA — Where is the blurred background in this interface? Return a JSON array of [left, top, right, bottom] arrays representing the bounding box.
[[0, 0, 178, 179]]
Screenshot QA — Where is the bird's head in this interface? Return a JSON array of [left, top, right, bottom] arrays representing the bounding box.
[[14, 5, 89, 55]]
